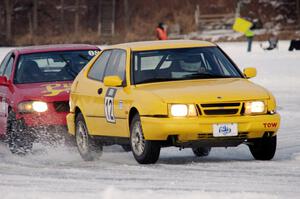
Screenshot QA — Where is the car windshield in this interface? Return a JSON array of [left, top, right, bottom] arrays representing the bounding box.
[[132, 47, 242, 84], [14, 50, 99, 84]]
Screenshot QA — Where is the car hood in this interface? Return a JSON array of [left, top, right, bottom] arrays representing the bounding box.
[[14, 81, 72, 103], [135, 78, 270, 103]]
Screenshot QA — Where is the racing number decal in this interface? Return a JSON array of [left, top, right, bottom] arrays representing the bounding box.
[[104, 88, 117, 123]]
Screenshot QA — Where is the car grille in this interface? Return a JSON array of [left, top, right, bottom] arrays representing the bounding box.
[[53, 101, 69, 113], [198, 102, 242, 116]]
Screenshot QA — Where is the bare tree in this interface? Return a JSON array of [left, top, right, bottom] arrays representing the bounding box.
[[297, 0, 300, 29], [4, 0, 12, 43], [97, 0, 102, 36], [28, 11, 33, 42], [112, 0, 115, 35], [60, 0, 65, 33], [124, 0, 129, 33], [33, 0, 38, 33], [74, 0, 80, 34]]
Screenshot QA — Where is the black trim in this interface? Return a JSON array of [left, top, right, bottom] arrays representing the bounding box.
[[91, 135, 130, 145], [140, 114, 168, 118], [86, 115, 127, 120], [130, 50, 135, 85], [201, 103, 240, 107]]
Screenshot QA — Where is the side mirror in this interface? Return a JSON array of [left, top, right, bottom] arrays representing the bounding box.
[[103, 76, 123, 87], [0, 76, 9, 86], [243, 67, 257, 79]]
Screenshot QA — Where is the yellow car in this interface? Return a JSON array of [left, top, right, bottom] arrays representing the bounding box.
[[67, 40, 280, 164]]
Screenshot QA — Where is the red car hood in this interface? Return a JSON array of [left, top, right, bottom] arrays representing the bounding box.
[[14, 81, 72, 103]]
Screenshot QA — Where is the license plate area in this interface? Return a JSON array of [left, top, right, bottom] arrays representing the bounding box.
[[213, 123, 238, 137]]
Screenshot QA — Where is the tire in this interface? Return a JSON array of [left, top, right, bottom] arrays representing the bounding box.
[[121, 144, 132, 152], [130, 114, 161, 164], [192, 147, 211, 157], [6, 110, 34, 155], [249, 136, 277, 160], [75, 113, 103, 161]]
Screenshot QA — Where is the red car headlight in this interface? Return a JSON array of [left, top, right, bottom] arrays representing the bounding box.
[[18, 101, 48, 113]]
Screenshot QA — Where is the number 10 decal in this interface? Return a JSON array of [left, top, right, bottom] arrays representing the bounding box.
[[104, 88, 117, 123]]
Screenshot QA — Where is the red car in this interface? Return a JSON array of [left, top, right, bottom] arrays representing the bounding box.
[[0, 44, 99, 154]]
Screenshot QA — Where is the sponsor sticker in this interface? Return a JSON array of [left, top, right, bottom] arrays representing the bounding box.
[[104, 88, 117, 123], [42, 83, 72, 97], [213, 123, 238, 137], [88, 50, 100, 57]]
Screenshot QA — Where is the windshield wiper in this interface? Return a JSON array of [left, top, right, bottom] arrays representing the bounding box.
[[183, 73, 233, 79]]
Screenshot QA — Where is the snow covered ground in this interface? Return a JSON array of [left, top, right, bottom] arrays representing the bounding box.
[[0, 41, 300, 199]]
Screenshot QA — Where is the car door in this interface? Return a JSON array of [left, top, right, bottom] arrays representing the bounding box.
[[0, 53, 14, 135], [82, 49, 129, 137], [81, 50, 112, 136], [101, 49, 129, 137]]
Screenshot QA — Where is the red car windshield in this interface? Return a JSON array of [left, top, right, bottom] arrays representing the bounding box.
[[14, 50, 99, 84]]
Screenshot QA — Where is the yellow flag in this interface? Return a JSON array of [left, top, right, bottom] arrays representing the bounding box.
[[232, 18, 253, 34]]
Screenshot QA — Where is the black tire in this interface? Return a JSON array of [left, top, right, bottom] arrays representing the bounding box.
[[130, 114, 161, 164], [6, 110, 34, 155], [121, 144, 132, 152], [75, 113, 103, 161], [249, 136, 277, 160], [192, 147, 211, 157]]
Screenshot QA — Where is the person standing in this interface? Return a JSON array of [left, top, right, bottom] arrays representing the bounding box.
[[156, 22, 168, 40], [245, 29, 254, 52]]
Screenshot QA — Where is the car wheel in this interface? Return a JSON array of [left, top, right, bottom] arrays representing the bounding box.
[[130, 114, 161, 164], [121, 144, 132, 152], [75, 113, 102, 161], [192, 147, 211, 157], [249, 135, 276, 160], [6, 110, 34, 155]]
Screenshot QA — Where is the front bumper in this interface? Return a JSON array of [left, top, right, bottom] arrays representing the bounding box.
[[140, 114, 280, 142], [16, 112, 68, 127]]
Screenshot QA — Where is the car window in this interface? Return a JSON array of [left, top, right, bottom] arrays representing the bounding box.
[[14, 50, 97, 84], [104, 50, 126, 81], [135, 54, 171, 71], [88, 50, 111, 81], [0, 52, 12, 76], [3, 56, 14, 79], [133, 47, 242, 84]]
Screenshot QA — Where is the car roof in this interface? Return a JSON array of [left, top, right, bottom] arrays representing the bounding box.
[[108, 40, 216, 51], [14, 44, 99, 55]]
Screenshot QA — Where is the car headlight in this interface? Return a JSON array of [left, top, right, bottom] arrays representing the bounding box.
[[170, 104, 197, 117], [244, 101, 265, 114], [18, 101, 48, 113]]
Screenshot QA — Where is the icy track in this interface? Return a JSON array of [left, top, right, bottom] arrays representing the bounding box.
[[0, 41, 299, 199]]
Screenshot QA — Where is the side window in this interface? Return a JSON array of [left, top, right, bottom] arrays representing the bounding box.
[[0, 53, 12, 75], [87, 50, 111, 81], [104, 50, 126, 81], [3, 56, 14, 79]]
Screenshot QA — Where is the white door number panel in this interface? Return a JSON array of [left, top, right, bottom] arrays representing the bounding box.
[[104, 88, 117, 123], [213, 123, 238, 137]]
